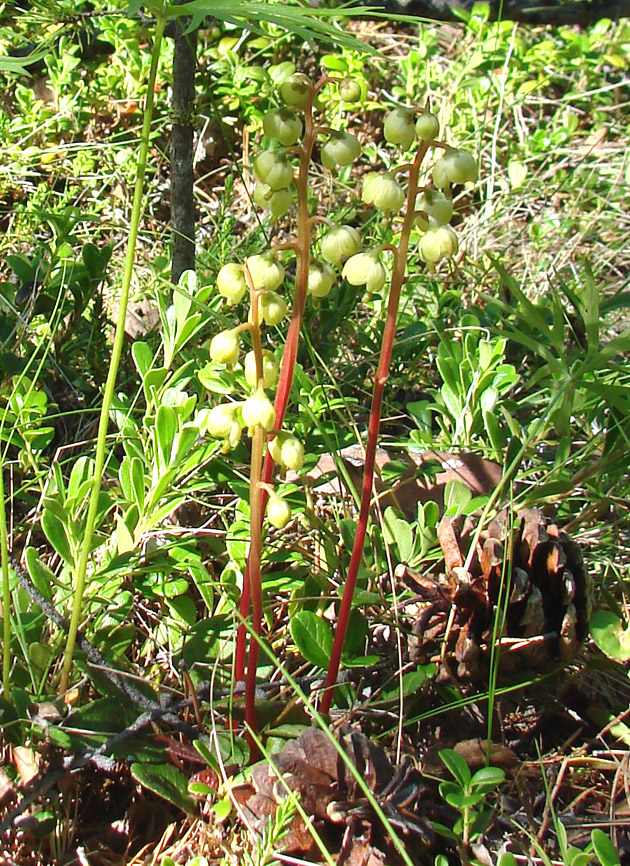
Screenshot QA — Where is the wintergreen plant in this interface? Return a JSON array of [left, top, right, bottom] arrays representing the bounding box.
[[193, 68, 478, 732]]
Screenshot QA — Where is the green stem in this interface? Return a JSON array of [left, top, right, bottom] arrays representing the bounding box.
[[59, 8, 167, 695], [321, 141, 430, 712], [0, 459, 10, 697]]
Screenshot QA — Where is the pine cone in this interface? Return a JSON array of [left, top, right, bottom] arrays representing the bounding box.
[[404, 508, 591, 681], [233, 727, 435, 861]]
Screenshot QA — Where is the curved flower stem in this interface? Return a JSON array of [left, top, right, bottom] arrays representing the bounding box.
[[59, 7, 167, 695], [321, 141, 430, 713], [235, 86, 318, 710]]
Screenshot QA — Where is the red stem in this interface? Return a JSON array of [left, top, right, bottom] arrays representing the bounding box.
[[235, 86, 319, 716], [320, 142, 430, 713]]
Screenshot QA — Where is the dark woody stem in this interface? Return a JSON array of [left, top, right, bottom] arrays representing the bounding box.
[[320, 140, 431, 713]]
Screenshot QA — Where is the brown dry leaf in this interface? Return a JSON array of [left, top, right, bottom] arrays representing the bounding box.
[[438, 516, 464, 573], [13, 746, 40, 786]]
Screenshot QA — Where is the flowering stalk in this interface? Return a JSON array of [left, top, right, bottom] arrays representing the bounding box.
[[320, 141, 430, 710], [234, 78, 322, 689]]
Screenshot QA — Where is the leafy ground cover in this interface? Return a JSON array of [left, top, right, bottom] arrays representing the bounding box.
[[0, 1, 630, 865]]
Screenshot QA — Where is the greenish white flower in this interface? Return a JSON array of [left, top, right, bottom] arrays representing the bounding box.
[[320, 131, 361, 170], [269, 433, 305, 471], [342, 250, 387, 294], [245, 253, 284, 292], [415, 110, 439, 142], [253, 182, 295, 219], [433, 147, 478, 189], [242, 388, 276, 431], [361, 172, 405, 214], [320, 224, 362, 266], [263, 108, 303, 146], [279, 73, 312, 107], [267, 493, 292, 529], [416, 189, 453, 227], [383, 107, 415, 150], [418, 225, 459, 264], [307, 260, 336, 298], [205, 403, 242, 449], [244, 349, 279, 389], [338, 78, 362, 103], [259, 291, 288, 326], [209, 329, 240, 366], [253, 150, 293, 190], [216, 263, 247, 304]]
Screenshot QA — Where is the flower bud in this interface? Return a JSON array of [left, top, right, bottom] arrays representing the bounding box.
[[361, 172, 405, 214], [245, 253, 284, 292], [210, 329, 240, 366], [259, 291, 288, 326], [433, 147, 478, 189], [320, 131, 361, 170], [279, 72, 312, 107], [383, 107, 415, 150], [253, 150, 293, 190], [216, 263, 247, 304], [307, 260, 336, 298], [320, 224, 362, 266], [342, 250, 387, 294], [419, 225, 459, 264], [263, 107, 303, 146], [206, 403, 240, 443], [242, 387, 276, 431], [415, 110, 439, 142], [338, 78, 362, 103], [416, 189, 453, 226], [269, 433, 305, 471], [244, 349, 279, 389], [253, 182, 294, 219], [267, 493, 292, 529]]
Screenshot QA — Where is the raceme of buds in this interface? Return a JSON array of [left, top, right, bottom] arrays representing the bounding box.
[[244, 349, 279, 389], [258, 291, 288, 326], [307, 260, 336, 298], [242, 387, 276, 432], [269, 433, 305, 471], [206, 403, 242, 449], [263, 108, 303, 146], [416, 189, 453, 228], [419, 224, 459, 264], [253, 183, 295, 219], [320, 131, 361, 170], [432, 147, 478, 190], [279, 72, 313, 108], [362, 172, 405, 214], [210, 328, 240, 367], [217, 263, 247, 304], [383, 107, 415, 150], [415, 110, 439, 142], [342, 250, 387, 294], [245, 253, 285, 292], [320, 224, 362, 266], [338, 78, 362, 104], [253, 150, 293, 190], [267, 493, 292, 529]]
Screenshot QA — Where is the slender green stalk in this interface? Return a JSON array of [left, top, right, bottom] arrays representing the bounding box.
[[59, 8, 167, 694], [0, 462, 10, 697]]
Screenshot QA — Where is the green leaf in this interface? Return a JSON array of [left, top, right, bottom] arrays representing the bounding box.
[[591, 829, 621, 866], [130, 762, 197, 813], [24, 547, 54, 602], [507, 160, 527, 189], [590, 610, 630, 662], [41, 508, 73, 565], [471, 766, 505, 792], [439, 748, 471, 788], [154, 405, 177, 472], [443, 479, 472, 515], [290, 610, 333, 670], [132, 341, 154, 379]]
